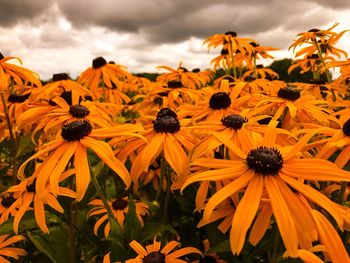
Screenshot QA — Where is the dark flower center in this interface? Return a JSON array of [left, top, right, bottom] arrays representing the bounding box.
[[246, 146, 283, 175], [61, 120, 92, 141], [84, 95, 93, 101], [221, 114, 247, 130], [258, 117, 282, 128], [179, 67, 188, 72], [225, 31, 237, 37], [167, 80, 183, 89], [199, 255, 217, 263], [309, 78, 326, 85], [342, 119, 350, 136], [156, 108, 177, 119], [209, 92, 231, 110], [277, 87, 300, 101], [26, 180, 36, 193], [0, 53, 4, 60], [8, 93, 31, 103], [214, 151, 223, 159], [52, 73, 70, 82], [1, 195, 16, 208], [223, 76, 235, 83], [50, 91, 78, 106], [157, 92, 168, 97], [153, 116, 180, 133], [92, 57, 107, 69], [69, 104, 90, 118], [112, 198, 128, 211], [307, 54, 320, 60], [308, 28, 320, 32], [192, 68, 200, 73], [143, 251, 165, 263], [221, 48, 229, 56], [109, 61, 115, 64]]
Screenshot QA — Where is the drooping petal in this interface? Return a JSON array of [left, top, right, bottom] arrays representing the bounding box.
[[203, 170, 255, 221], [265, 176, 298, 257], [230, 175, 263, 254]]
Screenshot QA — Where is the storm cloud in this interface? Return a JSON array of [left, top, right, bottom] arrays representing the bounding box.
[[0, 0, 349, 79]]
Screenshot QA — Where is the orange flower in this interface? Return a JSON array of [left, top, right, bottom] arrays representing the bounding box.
[[128, 237, 202, 263], [0, 234, 27, 262]]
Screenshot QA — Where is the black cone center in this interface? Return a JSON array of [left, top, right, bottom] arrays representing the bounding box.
[[246, 146, 283, 175]]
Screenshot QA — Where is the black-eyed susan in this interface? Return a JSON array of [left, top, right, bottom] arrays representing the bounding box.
[[252, 86, 336, 127], [128, 237, 202, 263], [0, 234, 27, 262], [190, 110, 270, 160], [177, 79, 252, 122], [7, 175, 75, 233], [115, 108, 197, 190], [17, 120, 144, 201], [157, 63, 213, 89], [88, 197, 149, 237], [78, 57, 131, 103], [17, 93, 112, 142], [0, 53, 41, 91], [0, 193, 20, 225], [30, 73, 92, 101], [204, 31, 256, 57], [289, 23, 346, 53], [182, 122, 350, 257], [146, 79, 201, 109]]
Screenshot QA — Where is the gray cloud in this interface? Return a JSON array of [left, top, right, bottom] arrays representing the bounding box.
[[54, 0, 350, 46], [0, 0, 54, 26], [1, 0, 350, 80]]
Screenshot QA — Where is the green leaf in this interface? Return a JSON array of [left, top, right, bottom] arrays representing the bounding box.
[[206, 239, 231, 254], [16, 132, 35, 158], [107, 219, 124, 248], [0, 212, 60, 235], [26, 225, 70, 263], [124, 195, 141, 241], [140, 222, 177, 243]]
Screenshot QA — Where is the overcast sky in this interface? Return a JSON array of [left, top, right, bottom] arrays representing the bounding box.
[[1, 0, 350, 80]]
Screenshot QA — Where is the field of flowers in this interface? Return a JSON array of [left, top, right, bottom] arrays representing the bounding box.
[[0, 22, 350, 263]]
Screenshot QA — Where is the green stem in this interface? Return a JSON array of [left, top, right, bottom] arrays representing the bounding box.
[[270, 229, 280, 263], [338, 182, 347, 204], [229, 40, 237, 79], [68, 201, 77, 263], [162, 165, 171, 224], [313, 40, 331, 83], [155, 155, 166, 202], [0, 92, 18, 183], [89, 160, 116, 222], [101, 81, 107, 102], [313, 40, 336, 100], [253, 54, 257, 78]]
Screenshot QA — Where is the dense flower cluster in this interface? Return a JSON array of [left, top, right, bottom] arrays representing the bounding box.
[[0, 23, 349, 262]]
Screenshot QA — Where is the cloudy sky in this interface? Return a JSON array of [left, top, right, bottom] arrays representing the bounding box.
[[1, 0, 350, 80]]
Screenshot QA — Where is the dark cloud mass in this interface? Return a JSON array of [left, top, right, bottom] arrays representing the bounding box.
[[1, 0, 350, 79], [0, 0, 54, 26], [54, 0, 350, 44]]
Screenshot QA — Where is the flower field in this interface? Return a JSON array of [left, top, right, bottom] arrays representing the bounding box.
[[0, 23, 350, 262]]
